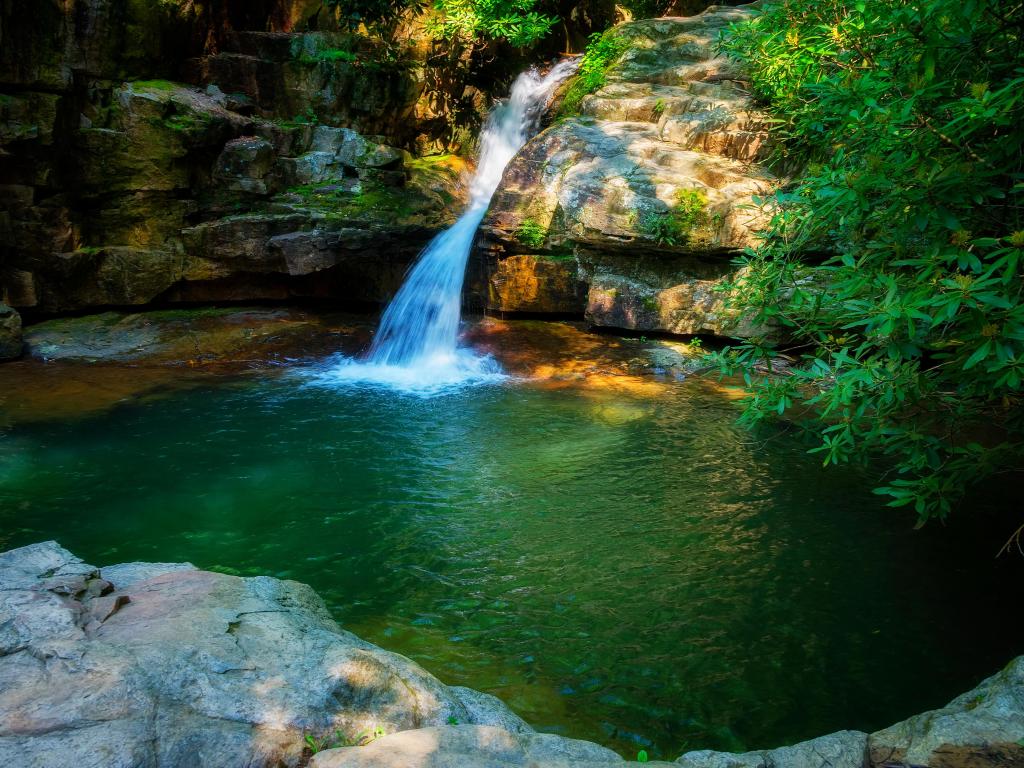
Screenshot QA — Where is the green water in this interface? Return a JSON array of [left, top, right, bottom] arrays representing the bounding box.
[[1, 366, 1020, 759]]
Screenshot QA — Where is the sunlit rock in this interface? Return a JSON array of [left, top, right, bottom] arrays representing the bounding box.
[[478, 5, 780, 338], [0, 541, 530, 768], [308, 724, 630, 768], [488, 255, 586, 315]]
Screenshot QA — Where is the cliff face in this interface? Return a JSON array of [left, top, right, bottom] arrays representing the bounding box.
[[0, 0, 485, 317], [1, 1, 771, 339], [477, 5, 780, 338]]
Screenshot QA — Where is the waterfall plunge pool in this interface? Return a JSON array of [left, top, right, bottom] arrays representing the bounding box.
[[1, 313, 1021, 761]]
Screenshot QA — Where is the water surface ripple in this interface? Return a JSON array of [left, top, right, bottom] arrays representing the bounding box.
[[0, 375, 1020, 759]]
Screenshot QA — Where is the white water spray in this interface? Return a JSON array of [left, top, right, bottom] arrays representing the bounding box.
[[325, 60, 577, 393]]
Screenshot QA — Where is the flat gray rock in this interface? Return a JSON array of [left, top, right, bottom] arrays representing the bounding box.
[[676, 730, 867, 768], [0, 542, 529, 768], [99, 561, 197, 589]]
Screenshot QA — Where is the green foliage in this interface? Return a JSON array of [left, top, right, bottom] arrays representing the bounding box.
[[324, 0, 425, 29], [711, 0, 1024, 524], [515, 218, 547, 248], [643, 188, 710, 246], [131, 79, 178, 92], [301, 48, 359, 64], [426, 0, 557, 47], [617, 0, 671, 21], [291, 107, 319, 125], [304, 726, 386, 754], [559, 30, 630, 115]]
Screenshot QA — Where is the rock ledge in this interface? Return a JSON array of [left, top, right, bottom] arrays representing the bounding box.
[[1, 541, 1021, 768]]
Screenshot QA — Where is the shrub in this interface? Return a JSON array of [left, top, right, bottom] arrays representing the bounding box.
[[515, 218, 547, 248], [558, 30, 631, 115], [425, 0, 557, 47], [643, 188, 709, 246], [710, 0, 1024, 526]]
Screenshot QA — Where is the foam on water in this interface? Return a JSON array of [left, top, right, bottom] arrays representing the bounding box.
[[306, 349, 506, 397], [317, 60, 578, 394]]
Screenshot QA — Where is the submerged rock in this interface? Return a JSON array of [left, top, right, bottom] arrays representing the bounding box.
[[0, 302, 23, 360], [478, 5, 779, 338], [0, 541, 529, 768]]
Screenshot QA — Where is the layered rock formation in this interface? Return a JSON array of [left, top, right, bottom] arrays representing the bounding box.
[[2, 541, 1022, 768], [478, 5, 779, 337], [1, 73, 469, 313], [0, 0, 484, 320]]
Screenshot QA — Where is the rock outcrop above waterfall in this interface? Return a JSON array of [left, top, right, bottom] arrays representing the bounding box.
[[478, 5, 780, 337], [2, 541, 1022, 768]]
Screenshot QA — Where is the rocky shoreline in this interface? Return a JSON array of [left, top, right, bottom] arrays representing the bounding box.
[[1, 541, 1020, 767]]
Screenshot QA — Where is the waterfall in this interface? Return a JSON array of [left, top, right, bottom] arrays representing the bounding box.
[[327, 60, 577, 393]]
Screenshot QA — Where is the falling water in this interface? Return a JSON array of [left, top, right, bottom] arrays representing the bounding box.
[[323, 60, 578, 393]]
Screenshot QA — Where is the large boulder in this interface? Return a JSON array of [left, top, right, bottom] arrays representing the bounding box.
[[868, 657, 1024, 768], [0, 542, 529, 768], [477, 5, 779, 337], [0, 302, 23, 360]]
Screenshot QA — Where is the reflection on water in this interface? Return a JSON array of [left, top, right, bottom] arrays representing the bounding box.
[[0, 370, 1020, 759]]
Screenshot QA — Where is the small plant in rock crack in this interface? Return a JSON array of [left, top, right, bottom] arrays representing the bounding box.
[[515, 218, 547, 249], [642, 188, 710, 246], [303, 726, 386, 753]]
